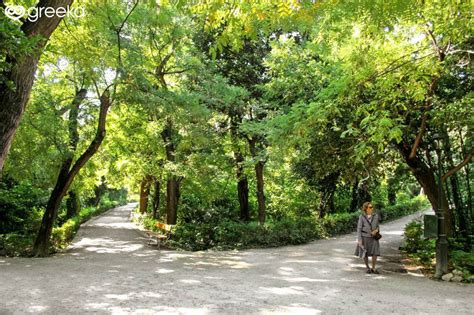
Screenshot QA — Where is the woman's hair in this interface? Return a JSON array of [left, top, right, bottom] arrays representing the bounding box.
[[362, 201, 372, 214]]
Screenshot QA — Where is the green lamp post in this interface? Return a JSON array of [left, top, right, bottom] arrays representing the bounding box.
[[433, 132, 448, 278]]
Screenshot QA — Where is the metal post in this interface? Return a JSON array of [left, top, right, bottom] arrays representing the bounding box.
[[434, 134, 448, 278]]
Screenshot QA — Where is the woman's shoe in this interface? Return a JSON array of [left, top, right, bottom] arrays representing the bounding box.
[[371, 269, 379, 274], [366, 268, 372, 274]]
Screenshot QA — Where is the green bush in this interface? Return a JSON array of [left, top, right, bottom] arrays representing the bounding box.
[[161, 196, 429, 252], [401, 218, 473, 281], [0, 181, 47, 256], [400, 219, 436, 265], [402, 220, 425, 253], [51, 216, 81, 249], [0, 233, 36, 257], [168, 216, 324, 251], [321, 196, 428, 237], [322, 212, 359, 236], [0, 181, 48, 234], [378, 196, 429, 222], [451, 250, 474, 274], [0, 177, 128, 256]]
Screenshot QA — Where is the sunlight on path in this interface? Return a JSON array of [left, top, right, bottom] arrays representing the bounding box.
[[1, 205, 472, 314]]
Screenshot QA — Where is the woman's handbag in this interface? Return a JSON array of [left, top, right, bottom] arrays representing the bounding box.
[[373, 231, 382, 240]]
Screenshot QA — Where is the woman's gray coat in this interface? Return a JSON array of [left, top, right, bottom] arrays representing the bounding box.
[[355, 213, 381, 257], [357, 213, 380, 241]]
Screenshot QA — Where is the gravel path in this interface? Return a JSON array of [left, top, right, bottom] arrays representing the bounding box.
[[1, 203, 472, 314]]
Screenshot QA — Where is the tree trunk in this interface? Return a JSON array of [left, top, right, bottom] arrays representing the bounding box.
[[235, 150, 250, 221], [139, 175, 152, 214], [255, 161, 266, 224], [237, 177, 249, 221], [357, 180, 371, 208], [443, 176, 456, 234], [349, 179, 359, 212], [318, 174, 338, 218], [34, 163, 72, 255], [319, 191, 337, 218], [33, 91, 110, 257], [397, 141, 452, 236], [152, 180, 160, 219], [161, 119, 180, 224], [387, 175, 397, 205], [318, 190, 336, 219], [0, 0, 74, 174], [387, 189, 397, 205], [318, 193, 328, 218], [66, 190, 80, 220], [444, 133, 467, 238], [248, 137, 266, 224], [329, 190, 335, 213], [459, 131, 472, 247], [92, 176, 107, 207], [61, 88, 86, 220], [165, 177, 179, 225], [229, 114, 250, 222]]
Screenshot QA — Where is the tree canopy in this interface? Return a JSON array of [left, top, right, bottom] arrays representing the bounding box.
[[0, 0, 471, 265]]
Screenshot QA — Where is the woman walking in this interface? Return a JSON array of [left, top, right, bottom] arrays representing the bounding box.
[[355, 201, 381, 274]]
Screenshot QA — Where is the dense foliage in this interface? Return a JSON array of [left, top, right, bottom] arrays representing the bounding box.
[[0, 189, 126, 256], [402, 218, 473, 282], [134, 196, 428, 251], [0, 1, 471, 266]]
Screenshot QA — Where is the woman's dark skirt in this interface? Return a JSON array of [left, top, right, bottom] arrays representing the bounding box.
[[354, 236, 380, 257]]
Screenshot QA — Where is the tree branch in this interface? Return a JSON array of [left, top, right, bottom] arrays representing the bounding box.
[[112, 0, 139, 99], [21, 0, 74, 38], [116, 0, 139, 66], [425, 27, 445, 61], [365, 50, 434, 84], [66, 90, 111, 185], [447, 49, 474, 55], [409, 78, 437, 159], [163, 68, 191, 75], [442, 147, 473, 182]]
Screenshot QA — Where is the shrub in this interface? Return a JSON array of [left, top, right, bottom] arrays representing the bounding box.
[[0, 181, 47, 256], [168, 216, 324, 251], [0, 181, 48, 234], [451, 250, 474, 274], [402, 220, 425, 253], [0, 233, 35, 257], [401, 218, 473, 281], [161, 196, 429, 252], [400, 219, 436, 265], [0, 179, 128, 256], [51, 217, 81, 249], [321, 196, 428, 238], [322, 212, 359, 236], [378, 195, 429, 222]]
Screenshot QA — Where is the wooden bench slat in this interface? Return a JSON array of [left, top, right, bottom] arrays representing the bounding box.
[[145, 221, 175, 248]]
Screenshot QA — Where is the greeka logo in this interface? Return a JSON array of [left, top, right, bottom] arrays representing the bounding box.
[[4, 5, 25, 20], [4, 4, 86, 22]]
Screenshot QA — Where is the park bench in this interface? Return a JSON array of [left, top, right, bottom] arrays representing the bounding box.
[[145, 221, 175, 249]]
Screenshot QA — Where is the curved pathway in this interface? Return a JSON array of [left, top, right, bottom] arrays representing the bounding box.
[[0, 203, 472, 314]]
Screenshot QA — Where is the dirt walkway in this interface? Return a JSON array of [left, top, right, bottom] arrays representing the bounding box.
[[1, 203, 472, 314]]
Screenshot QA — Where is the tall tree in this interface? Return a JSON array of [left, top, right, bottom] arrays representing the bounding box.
[[264, 0, 473, 237], [33, 89, 111, 256], [0, 0, 74, 173], [195, 32, 272, 222], [32, 0, 139, 256]]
